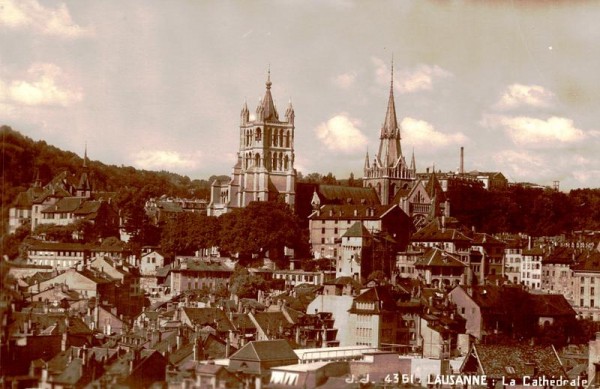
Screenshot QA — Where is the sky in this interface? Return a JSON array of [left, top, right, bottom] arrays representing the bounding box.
[[1, 0, 599, 191]]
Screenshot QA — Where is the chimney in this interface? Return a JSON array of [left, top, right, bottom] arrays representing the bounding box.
[[460, 147, 464, 175], [61, 332, 68, 351]]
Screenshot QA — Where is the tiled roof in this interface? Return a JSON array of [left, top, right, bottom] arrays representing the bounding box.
[[309, 204, 397, 220], [230, 313, 257, 331], [471, 233, 505, 246], [316, 185, 380, 206], [528, 294, 576, 317], [415, 248, 465, 268], [342, 221, 371, 238], [471, 344, 566, 379], [571, 251, 600, 272], [350, 286, 397, 313], [411, 219, 471, 243], [41, 197, 83, 213], [252, 311, 293, 334], [230, 339, 297, 363], [181, 308, 234, 332], [27, 242, 91, 251], [542, 247, 577, 265]]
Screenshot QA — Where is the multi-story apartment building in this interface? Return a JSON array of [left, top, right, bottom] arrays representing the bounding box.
[[503, 237, 525, 285], [521, 247, 544, 290], [541, 247, 576, 298], [26, 241, 91, 270], [308, 204, 411, 270], [470, 233, 506, 277], [571, 251, 600, 320], [346, 286, 403, 348]]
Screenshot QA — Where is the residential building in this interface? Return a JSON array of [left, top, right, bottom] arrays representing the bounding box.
[[521, 247, 544, 290], [308, 203, 411, 280], [571, 251, 600, 320], [26, 242, 90, 270], [347, 286, 402, 348], [541, 246, 576, 297], [414, 247, 466, 289]]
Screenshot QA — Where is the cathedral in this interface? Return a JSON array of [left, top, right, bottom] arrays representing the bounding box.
[[363, 64, 416, 206], [207, 71, 296, 216], [208, 66, 445, 230]]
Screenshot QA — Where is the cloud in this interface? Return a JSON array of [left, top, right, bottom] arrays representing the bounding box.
[[0, 0, 92, 38], [493, 150, 550, 181], [401, 117, 467, 148], [372, 57, 452, 94], [494, 84, 555, 110], [482, 114, 586, 147], [132, 150, 201, 170], [0, 63, 83, 107], [332, 72, 357, 89], [315, 113, 368, 153]]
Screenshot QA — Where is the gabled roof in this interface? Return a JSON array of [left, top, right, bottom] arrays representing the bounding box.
[[229, 340, 297, 363], [252, 311, 293, 335], [471, 233, 505, 246], [528, 294, 576, 317], [230, 313, 257, 331], [41, 197, 83, 213], [181, 308, 234, 332], [309, 204, 398, 220], [415, 248, 465, 268], [411, 218, 471, 243], [314, 185, 380, 206], [349, 286, 397, 314]]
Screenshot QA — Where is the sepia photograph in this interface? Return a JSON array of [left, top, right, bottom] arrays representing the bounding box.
[[1, 1, 600, 388]]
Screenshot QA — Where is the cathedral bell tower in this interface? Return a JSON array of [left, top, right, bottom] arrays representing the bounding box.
[[208, 69, 296, 216], [363, 60, 416, 205]]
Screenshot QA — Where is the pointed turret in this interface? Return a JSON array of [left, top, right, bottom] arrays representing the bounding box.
[[77, 145, 91, 198], [240, 99, 249, 124], [285, 98, 294, 124], [364, 149, 370, 170], [259, 68, 278, 121], [410, 148, 416, 171]]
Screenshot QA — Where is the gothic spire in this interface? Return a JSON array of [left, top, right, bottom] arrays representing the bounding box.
[[364, 148, 370, 170], [376, 59, 402, 168], [260, 66, 278, 121], [381, 58, 399, 140]]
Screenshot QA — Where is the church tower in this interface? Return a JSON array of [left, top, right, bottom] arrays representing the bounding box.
[[76, 145, 92, 198], [208, 70, 296, 216], [363, 61, 416, 205]]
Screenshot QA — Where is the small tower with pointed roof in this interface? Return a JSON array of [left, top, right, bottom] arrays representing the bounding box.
[[363, 60, 416, 205], [76, 145, 92, 198], [208, 69, 296, 216]]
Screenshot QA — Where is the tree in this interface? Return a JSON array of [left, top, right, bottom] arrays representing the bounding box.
[[160, 212, 220, 259], [229, 266, 269, 299], [218, 201, 304, 267]]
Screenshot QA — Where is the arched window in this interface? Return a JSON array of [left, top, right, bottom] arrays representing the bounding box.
[[255, 127, 262, 141], [273, 132, 278, 146], [284, 155, 289, 170], [255, 153, 260, 167], [285, 131, 290, 147], [279, 129, 284, 146], [272, 153, 278, 171]]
